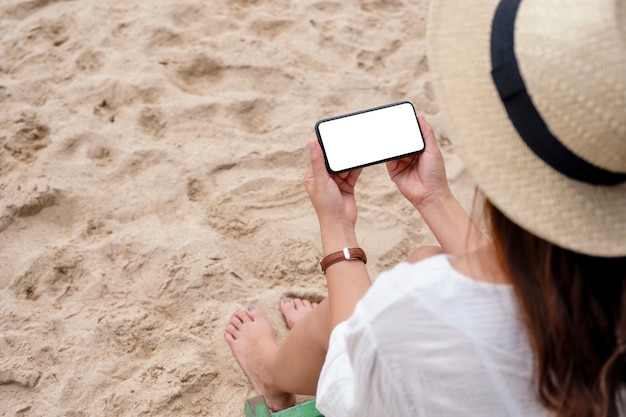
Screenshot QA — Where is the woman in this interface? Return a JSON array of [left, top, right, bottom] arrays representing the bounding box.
[[225, 0, 626, 415]]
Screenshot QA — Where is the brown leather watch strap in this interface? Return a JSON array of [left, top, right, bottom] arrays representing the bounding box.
[[320, 247, 367, 274]]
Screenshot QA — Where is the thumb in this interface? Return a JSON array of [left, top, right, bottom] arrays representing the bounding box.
[[308, 140, 330, 180], [418, 114, 438, 152]]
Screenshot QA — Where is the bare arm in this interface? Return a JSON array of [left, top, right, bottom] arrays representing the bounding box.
[[304, 141, 371, 328], [414, 188, 489, 255], [387, 115, 489, 256]]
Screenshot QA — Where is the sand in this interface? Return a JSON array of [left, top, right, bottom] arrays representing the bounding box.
[[0, 0, 474, 415]]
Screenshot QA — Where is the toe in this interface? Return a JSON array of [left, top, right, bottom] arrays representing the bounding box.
[[230, 314, 245, 329], [280, 297, 293, 313], [246, 305, 266, 322], [225, 324, 239, 341], [234, 308, 252, 324]]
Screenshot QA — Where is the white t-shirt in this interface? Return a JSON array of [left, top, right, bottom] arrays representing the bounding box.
[[316, 254, 548, 417]]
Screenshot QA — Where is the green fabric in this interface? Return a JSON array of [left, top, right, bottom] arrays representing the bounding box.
[[245, 396, 324, 417]]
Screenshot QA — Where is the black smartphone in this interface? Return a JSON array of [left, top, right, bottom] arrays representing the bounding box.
[[314, 101, 425, 174]]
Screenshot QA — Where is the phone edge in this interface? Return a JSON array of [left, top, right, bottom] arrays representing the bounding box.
[[313, 101, 424, 174]]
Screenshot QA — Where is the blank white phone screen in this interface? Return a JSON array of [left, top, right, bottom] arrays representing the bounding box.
[[316, 102, 424, 173]]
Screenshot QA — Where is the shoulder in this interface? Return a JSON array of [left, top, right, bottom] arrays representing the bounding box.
[[352, 254, 461, 321], [351, 253, 518, 344], [406, 245, 444, 263]]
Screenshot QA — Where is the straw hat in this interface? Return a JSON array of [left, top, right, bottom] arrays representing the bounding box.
[[427, 0, 626, 256]]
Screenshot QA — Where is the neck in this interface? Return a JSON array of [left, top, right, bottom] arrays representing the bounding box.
[[451, 244, 511, 285]]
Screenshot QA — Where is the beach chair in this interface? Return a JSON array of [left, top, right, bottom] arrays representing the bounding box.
[[244, 395, 323, 417]]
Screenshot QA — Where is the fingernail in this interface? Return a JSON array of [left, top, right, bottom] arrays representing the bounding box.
[[247, 304, 256, 311], [283, 297, 292, 304]]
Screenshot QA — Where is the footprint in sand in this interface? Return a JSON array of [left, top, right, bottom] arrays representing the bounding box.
[[145, 26, 184, 50], [171, 53, 295, 97], [91, 79, 165, 125], [185, 177, 205, 202], [75, 49, 105, 73], [224, 0, 263, 8], [356, 39, 403, 73], [204, 149, 308, 240], [10, 245, 82, 303], [247, 17, 294, 40], [138, 107, 167, 137], [0, 185, 61, 233], [2, 113, 50, 163], [6, 13, 73, 59], [358, 0, 404, 12], [199, 147, 324, 281], [0, 334, 43, 389], [2, 0, 67, 20]]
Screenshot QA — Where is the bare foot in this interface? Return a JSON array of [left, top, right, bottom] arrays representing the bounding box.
[[225, 305, 296, 411], [280, 297, 319, 329]]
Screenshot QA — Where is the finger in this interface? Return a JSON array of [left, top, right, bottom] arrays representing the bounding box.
[[387, 155, 410, 169], [386, 158, 400, 173], [386, 114, 433, 176], [337, 167, 362, 186], [386, 154, 414, 178], [349, 167, 363, 181]]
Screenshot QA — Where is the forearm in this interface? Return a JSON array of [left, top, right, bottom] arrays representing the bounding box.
[[319, 221, 371, 328], [415, 189, 490, 256]]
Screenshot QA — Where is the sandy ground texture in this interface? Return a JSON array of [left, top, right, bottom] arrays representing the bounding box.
[[0, 0, 476, 416]]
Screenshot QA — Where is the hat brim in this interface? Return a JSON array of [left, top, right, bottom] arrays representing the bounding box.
[[427, 0, 626, 256]]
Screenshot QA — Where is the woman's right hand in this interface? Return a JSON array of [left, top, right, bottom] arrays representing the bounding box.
[[386, 114, 450, 210], [304, 140, 362, 231]]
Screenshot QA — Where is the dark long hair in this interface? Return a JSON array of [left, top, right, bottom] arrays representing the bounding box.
[[486, 200, 626, 417]]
